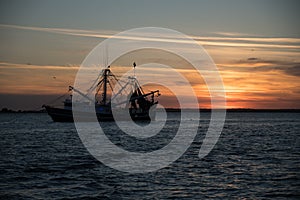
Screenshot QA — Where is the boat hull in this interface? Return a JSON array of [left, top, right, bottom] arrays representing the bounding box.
[[44, 106, 152, 122]]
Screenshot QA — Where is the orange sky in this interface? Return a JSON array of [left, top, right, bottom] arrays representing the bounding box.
[[1, 34, 299, 110], [0, 27, 300, 109]]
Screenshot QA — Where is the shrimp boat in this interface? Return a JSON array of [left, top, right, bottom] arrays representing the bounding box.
[[43, 64, 160, 122]]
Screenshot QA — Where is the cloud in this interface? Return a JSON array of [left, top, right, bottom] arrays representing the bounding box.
[[284, 65, 300, 77], [0, 62, 79, 70], [1, 24, 300, 50], [247, 57, 259, 61], [219, 58, 300, 77], [213, 31, 256, 37], [0, 24, 118, 39]]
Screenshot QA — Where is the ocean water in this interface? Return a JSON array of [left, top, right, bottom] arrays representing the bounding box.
[[0, 112, 299, 199]]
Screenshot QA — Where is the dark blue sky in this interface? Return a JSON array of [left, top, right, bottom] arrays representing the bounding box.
[[0, 0, 299, 36]]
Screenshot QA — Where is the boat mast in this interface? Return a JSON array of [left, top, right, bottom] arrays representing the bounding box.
[[132, 62, 139, 96], [103, 67, 110, 105]]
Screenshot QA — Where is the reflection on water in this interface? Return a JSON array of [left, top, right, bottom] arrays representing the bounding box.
[[0, 112, 299, 199]]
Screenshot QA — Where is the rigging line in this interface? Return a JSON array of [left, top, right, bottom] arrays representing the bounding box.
[[96, 79, 104, 87], [108, 78, 117, 91], [135, 80, 145, 95], [87, 69, 104, 93], [48, 91, 70, 104], [108, 80, 114, 95], [117, 79, 127, 85], [105, 68, 123, 88], [114, 77, 126, 88], [110, 73, 119, 81], [96, 81, 104, 96], [131, 78, 144, 96], [111, 77, 126, 98], [111, 81, 131, 102], [130, 75, 146, 95], [41, 89, 70, 110]]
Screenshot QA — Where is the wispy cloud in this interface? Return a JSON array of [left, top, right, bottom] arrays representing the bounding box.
[[218, 58, 300, 77], [0, 24, 118, 39], [1, 24, 300, 50], [213, 31, 258, 37], [0, 62, 79, 70]]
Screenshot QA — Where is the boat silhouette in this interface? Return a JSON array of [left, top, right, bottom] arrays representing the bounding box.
[[43, 64, 160, 122]]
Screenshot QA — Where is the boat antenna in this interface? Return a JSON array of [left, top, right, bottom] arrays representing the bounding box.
[[133, 62, 136, 77], [105, 45, 108, 68]]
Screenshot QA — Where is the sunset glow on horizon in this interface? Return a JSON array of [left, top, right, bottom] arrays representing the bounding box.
[[0, 1, 299, 110]]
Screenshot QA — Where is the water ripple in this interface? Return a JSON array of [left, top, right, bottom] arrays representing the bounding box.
[[0, 112, 299, 199]]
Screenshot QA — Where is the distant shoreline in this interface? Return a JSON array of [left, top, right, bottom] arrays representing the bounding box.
[[1, 108, 300, 113], [164, 108, 300, 113], [0, 108, 47, 113]]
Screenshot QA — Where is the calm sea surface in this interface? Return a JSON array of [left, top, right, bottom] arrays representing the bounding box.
[[0, 112, 299, 199]]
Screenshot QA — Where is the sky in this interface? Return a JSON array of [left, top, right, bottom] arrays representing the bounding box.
[[0, 0, 299, 110]]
